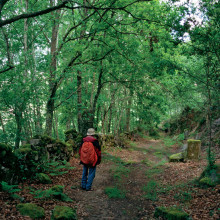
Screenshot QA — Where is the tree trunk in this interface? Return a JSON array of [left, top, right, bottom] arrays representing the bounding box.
[[14, 109, 22, 148], [0, 113, 6, 134], [45, 0, 61, 136], [126, 89, 133, 132], [24, 0, 28, 77], [77, 70, 82, 133], [54, 111, 59, 139]]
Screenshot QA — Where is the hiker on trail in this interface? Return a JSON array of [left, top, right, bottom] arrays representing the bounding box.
[[79, 128, 101, 191]]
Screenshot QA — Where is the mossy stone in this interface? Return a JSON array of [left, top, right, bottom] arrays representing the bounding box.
[[169, 152, 184, 162], [20, 144, 31, 149], [52, 205, 77, 220], [199, 177, 216, 187], [17, 203, 45, 219], [187, 139, 201, 143], [41, 135, 56, 145], [37, 173, 52, 184], [187, 139, 201, 160], [154, 206, 189, 220], [16, 147, 32, 154], [51, 185, 64, 193]]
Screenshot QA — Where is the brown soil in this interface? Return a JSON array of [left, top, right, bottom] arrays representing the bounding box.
[[0, 137, 219, 220]]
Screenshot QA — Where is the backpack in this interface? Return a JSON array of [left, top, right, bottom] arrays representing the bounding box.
[[80, 142, 98, 166]]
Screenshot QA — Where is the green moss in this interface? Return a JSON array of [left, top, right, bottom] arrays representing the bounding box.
[[199, 177, 216, 187], [65, 129, 78, 137], [41, 135, 56, 145], [17, 203, 45, 219], [52, 206, 77, 220], [37, 173, 52, 184], [20, 144, 31, 149], [51, 185, 64, 193], [169, 152, 184, 162], [66, 143, 73, 152], [17, 148, 32, 154], [187, 139, 201, 143], [154, 206, 189, 220]]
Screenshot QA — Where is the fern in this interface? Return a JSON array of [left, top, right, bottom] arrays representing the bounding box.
[[1, 181, 21, 194], [39, 159, 75, 176], [31, 186, 72, 202]]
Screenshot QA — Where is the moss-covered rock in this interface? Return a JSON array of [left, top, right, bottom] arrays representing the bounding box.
[[65, 129, 78, 141], [41, 135, 56, 146], [198, 163, 220, 187], [51, 185, 64, 193], [199, 177, 216, 187], [17, 203, 45, 219], [169, 152, 185, 162], [154, 206, 189, 220], [37, 173, 52, 184], [16, 147, 32, 155], [52, 206, 77, 220]]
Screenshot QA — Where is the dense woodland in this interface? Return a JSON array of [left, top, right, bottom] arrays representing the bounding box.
[[0, 0, 219, 219]]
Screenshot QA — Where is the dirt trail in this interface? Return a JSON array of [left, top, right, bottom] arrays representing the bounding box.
[[69, 139, 163, 220], [67, 137, 220, 220]]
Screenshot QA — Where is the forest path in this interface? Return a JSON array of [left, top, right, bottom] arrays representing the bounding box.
[[68, 138, 168, 220], [67, 136, 219, 220]]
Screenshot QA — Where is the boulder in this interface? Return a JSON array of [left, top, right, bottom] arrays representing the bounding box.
[[169, 152, 185, 162], [187, 139, 201, 160], [52, 206, 77, 220], [29, 139, 41, 146], [17, 203, 45, 219], [64, 129, 78, 142], [154, 206, 189, 220]]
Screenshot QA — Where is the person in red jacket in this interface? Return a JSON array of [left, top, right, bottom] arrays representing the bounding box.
[[79, 128, 101, 191]]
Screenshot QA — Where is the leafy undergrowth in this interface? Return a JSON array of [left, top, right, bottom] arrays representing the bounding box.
[[0, 136, 219, 219]]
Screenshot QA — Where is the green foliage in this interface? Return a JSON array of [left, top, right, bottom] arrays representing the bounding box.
[[52, 206, 77, 220], [17, 203, 45, 219], [146, 167, 163, 177], [0, 181, 20, 194], [143, 180, 158, 201], [174, 191, 192, 203], [36, 173, 52, 184], [37, 159, 75, 177], [31, 185, 73, 202], [104, 187, 126, 199], [154, 206, 190, 220], [111, 164, 130, 181], [163, 137, 177, 148]]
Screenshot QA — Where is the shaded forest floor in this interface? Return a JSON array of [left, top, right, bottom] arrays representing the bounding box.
[[0, 136, 219, 219]]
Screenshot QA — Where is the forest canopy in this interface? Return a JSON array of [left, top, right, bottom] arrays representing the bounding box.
[[0, 0, 219, 147]]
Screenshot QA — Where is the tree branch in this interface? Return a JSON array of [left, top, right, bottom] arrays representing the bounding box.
[[0, 0, 69, 27], [0, 65, 14, 74]]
